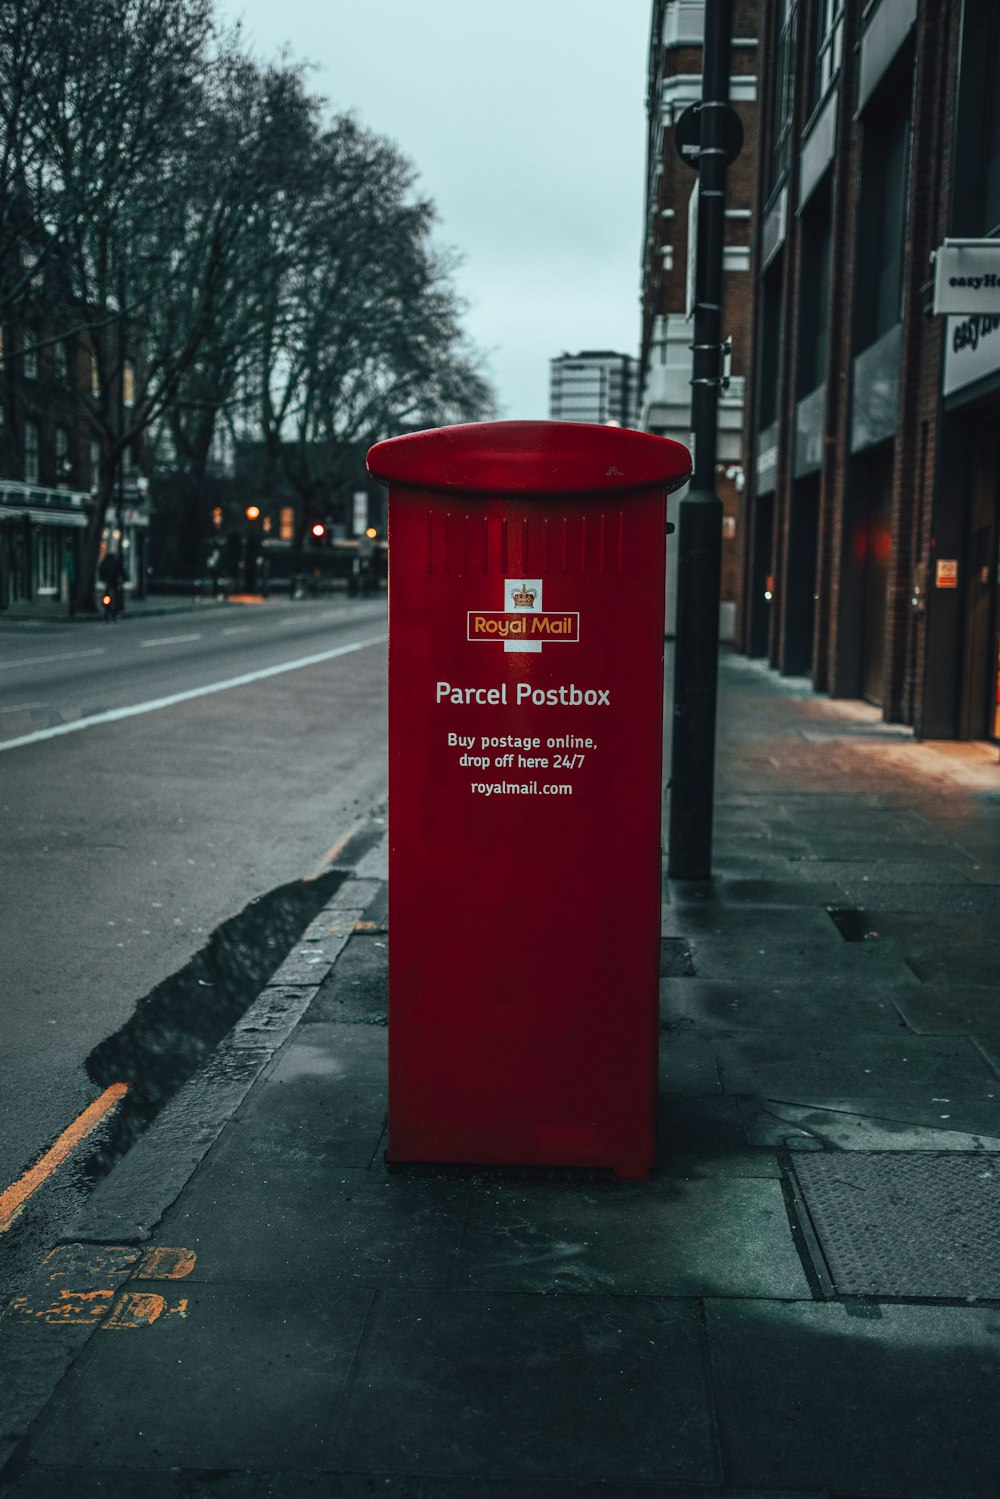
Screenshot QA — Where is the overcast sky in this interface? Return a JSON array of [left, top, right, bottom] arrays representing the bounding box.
[[215, 1, 652, 420]]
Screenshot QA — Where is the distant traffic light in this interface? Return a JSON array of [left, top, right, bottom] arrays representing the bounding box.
[[310, 522, 327, 542]]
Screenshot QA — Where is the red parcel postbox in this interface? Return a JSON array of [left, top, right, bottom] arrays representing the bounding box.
[[367, 421, 691, 1180]]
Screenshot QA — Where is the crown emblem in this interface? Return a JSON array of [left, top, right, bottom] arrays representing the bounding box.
[[511, 582, 536, 608]]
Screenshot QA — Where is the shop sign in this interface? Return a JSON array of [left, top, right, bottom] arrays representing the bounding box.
[[942, 312, 1000, 398], [932, 240, 1000, 315], [935, 559, 959, 589]]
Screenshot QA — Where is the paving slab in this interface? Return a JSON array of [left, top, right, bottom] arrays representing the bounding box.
[[24, 1284, 373, 1475], [156, 1160, 469, 1290], [706, 1299, 1000, 1497], [712, 1029, 997, 1099], [329, 1290, 720, 1486], [662, 976, 910, 1034], [740, 1094, 1000, 1151], [455, 1173, 810, 1298]]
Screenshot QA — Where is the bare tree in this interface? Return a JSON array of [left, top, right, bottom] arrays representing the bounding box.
[[253, 116, 496, 544]]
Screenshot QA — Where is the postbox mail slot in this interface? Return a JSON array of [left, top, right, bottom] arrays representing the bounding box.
[[368, 421, 691, 1180]]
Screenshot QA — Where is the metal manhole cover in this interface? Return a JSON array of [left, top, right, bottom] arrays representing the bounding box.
[[789, 1152, 1000, 1298]]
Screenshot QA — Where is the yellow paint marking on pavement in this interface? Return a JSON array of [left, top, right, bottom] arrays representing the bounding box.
[[303, 819, 363, 882], [136, 1245, 196, 1279], [0, 1082, 130, 1234], [6, 1245, 197, 1331]]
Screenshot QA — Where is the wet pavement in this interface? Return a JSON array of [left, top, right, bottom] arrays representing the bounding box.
[[2, 648, 1000, 1496]]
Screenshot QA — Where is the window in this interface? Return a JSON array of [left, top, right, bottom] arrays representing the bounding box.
[[797, 182, 833, 395], [24, 420, 39, 484], [35, 529, 61, 596], [55, 341, 69, 385], [90, 351, 100, 398], [122, 359, 135, 407], [854, 65, 911, 349], [811, 0, 845, 111], [56, 427, 71, 483], [90, 438, 101, 492], [952, 1, 1000, 236], [23, 335, 38, 380], [768, 0, 798, 194], [758, 262, 786, 429]]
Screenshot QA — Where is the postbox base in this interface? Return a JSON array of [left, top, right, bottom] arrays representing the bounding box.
[[385, 1153, 653, 1183]]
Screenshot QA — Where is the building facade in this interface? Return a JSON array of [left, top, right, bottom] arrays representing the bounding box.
[[549, 351, 638, 427], [0, 297, 150, 614], [639, 0, 761, 637], [743, 0, 999, 744]]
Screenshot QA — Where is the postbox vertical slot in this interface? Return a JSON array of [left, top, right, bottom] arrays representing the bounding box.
[[617, 510, 625, 572], [500, 516, 508, 573], [561, 515, 569, 574], [425, 510, 433, 573], [599, 512, 606, 572]]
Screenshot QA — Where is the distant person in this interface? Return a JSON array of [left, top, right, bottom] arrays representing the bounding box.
[[206, 544, 222, 598], [97, 549, 125, 617]]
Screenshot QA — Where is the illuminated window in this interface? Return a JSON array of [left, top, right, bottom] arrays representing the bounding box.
[[280, 506, 295, 541], [90, 351, 100, 398], [123, 359, 135, 407]]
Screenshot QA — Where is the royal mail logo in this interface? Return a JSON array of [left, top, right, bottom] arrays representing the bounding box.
[[467, 579, 580, 654]]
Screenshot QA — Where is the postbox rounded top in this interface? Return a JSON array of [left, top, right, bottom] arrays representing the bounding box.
[[366, 421, 691, 497]]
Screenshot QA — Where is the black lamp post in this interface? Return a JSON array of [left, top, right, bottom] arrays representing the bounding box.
[[667, 0, 739, 881]]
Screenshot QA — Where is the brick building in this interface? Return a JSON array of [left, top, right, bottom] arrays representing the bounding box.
[[639, 0, 761, 637], [742, 0, 1000, 743], [0, 248, 150, 614]]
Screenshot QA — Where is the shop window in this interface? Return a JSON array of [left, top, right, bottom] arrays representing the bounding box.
[[36, 528, 61, 596]]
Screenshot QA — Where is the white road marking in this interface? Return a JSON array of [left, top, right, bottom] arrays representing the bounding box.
[[0, 702, 46, 714], [222, 626, 253, 636], [0, 635, 387, 753], [139, 634, 202, 648], [0, 647, 106, 672]]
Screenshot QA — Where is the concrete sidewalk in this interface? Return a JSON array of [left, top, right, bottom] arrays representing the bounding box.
[[3, 648, 1000, 1496]]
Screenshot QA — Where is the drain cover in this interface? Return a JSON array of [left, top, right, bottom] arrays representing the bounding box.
[[789, 1152, 1000, 1298]]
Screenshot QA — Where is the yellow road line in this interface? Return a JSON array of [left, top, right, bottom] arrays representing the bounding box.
[[0, 1083, 130, 1234], [303, 820, 364, 883]]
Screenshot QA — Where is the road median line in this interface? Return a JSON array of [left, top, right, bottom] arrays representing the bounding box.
[[0, 633, 387, 753]]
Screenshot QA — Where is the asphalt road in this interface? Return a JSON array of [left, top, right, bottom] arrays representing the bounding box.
[[0, 595, 388, 1285]]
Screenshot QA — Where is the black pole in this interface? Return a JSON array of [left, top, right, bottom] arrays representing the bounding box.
[[667, 0, 733, 881]]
